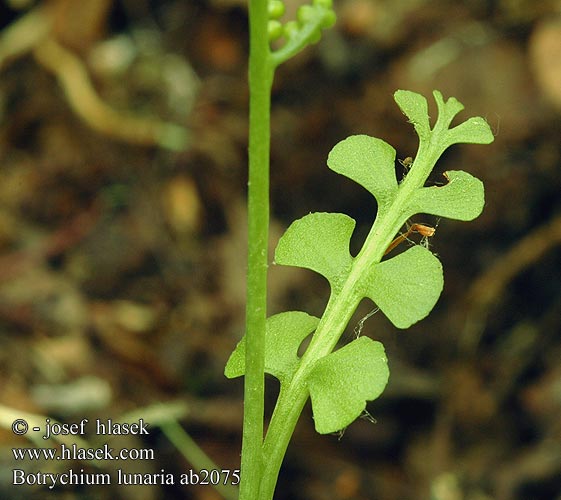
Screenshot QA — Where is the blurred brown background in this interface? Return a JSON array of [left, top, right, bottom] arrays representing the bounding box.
[[0, 0, 560, 499]]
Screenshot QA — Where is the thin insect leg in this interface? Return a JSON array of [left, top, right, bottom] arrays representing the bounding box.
[[484, 112, 501, 137], [384, 222, 436, 255], [360, 409, 377, 424], [384, 228, 413, 255], [421, 218, 440, 251], [354, 307, 380, 338]]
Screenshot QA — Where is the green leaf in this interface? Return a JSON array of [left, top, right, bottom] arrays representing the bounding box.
[[307, 337, 389, 434], [327, 135, 398, 211], [433, 90, 465, 130], [445, 116, 495, 146], [361, 246, 443, 328], [274, 212, 355, 295], [394, 90, 431, 140], [432, 91, 493, 151], [406, 170, 485, 221], [225, 311, 320, 383]]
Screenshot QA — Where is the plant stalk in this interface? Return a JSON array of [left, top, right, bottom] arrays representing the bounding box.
[[240, 0, 273, 498]]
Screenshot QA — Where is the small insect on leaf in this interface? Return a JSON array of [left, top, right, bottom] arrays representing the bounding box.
[[412, 223, 436, 238], [384, 223, 435, 255], [398, 156, 414, 169]]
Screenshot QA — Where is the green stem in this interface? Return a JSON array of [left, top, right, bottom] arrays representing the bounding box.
[[269, 15, 325, 67], [241, 0, 274, 498]]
